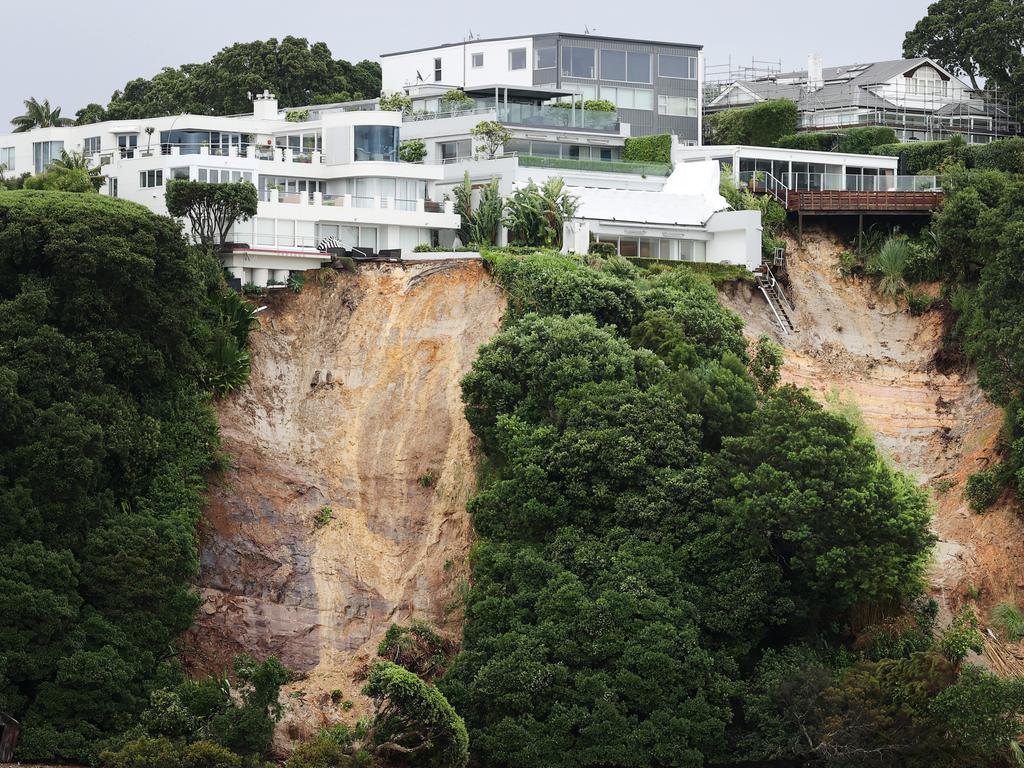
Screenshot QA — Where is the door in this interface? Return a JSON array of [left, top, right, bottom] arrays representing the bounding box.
[[117, 134, 138, 159]]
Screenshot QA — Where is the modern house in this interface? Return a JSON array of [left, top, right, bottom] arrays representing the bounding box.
[[706, 55, 1019, 144], [381, 33, 704, 142], [0, 92, 460, 286]]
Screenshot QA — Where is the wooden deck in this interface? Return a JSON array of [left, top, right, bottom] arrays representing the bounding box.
[[786, 190, 944, 214]]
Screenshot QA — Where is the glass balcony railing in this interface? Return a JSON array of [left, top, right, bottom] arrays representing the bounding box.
[[402, 99, 619, 132], [518, 155, 671, 176], [780, 172, 940, 192]]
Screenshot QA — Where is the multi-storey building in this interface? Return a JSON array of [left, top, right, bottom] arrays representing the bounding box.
[[381, 32, 703, 142], [706, 55, 1019, 145], [0, 93, 460, 286]]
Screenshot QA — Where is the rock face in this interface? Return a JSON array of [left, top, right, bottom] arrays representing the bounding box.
[[184, 261, 505, 735]]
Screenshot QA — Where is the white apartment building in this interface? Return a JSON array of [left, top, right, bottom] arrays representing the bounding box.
[[0, 93, 460, 286]]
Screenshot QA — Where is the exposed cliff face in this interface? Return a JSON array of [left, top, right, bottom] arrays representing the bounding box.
[[720, 229, 1024, 675], [184, 261, 505, 739]]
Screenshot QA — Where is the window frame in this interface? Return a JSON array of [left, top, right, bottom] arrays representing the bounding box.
[[433, 57, 442, 82], [658, 53, 697, 80], [508, 47, 527, 71], [561, 46, 596, 79], [534, 46, 556, 70], [471, 52, 484, 69], [139, 169, 163, 188]]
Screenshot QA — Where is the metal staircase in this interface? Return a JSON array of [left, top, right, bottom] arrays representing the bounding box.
[[757, 264, 796, 335]]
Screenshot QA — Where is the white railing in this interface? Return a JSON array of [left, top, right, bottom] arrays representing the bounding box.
[[737, 170, 790, 208], [258, 188, 454, 215], [403, 107, 495, 122], [780, 172, 940, 192]]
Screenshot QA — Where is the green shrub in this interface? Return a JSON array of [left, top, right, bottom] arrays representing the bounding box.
[[398, 138, 426, 163], [837, 127, 898, 154], [623, 133, 672, 163], [285, 109, 309, 122], [284, 734, 356, 768], [870, 139, 952, 173], [992, 603, 1024, 641], [705, 100, 799, 146], [378, 92, 413, 114], [774, 132, 841, 151], [314, 507, 334, 529], [964, 137, 1024, 174], [181, 741, 242, 768], [287, 272, 305, 293], [965, 467, 1001, 512], [870, 237, 911, 297]]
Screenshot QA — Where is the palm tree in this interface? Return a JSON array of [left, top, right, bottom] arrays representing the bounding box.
[[47, 149, 105, 191], [871, 236, 911, 298], [11, 97, 74, 133]]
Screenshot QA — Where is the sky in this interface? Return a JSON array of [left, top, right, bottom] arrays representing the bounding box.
[[1, 0, 932, 125]]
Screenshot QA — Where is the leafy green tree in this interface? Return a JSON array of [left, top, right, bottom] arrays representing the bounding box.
[[903, 0, 1024, 96], [503, 178, 579, 248], [469, 119, 512, 158], [165, 180, 258, 248], [75, 102, 108, 125], [362, 661, 468, 767], [450, 172, 502, 246], [750, 334, 784, 391], [399, 139, 426, 163], [0, 191, 237, 761], [10, 97, 74, 132], [102, 38, 381, 119], [378, 92, 413, 113]]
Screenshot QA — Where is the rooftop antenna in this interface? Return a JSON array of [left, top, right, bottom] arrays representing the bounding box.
[[584, 25, 596, 35]]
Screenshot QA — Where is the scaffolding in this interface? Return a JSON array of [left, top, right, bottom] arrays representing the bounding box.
[[702, 57, 781, 103]]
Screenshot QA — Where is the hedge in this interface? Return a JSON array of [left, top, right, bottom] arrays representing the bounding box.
[[774, 127, 898, 154], [623, 133, 672, 164], [705, 100, 799, 147], [869, 137, 1024, 175], [869, 140, 951, 173]]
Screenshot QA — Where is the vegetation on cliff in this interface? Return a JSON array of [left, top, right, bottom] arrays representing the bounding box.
[[0, 191, 257, 761], [442, 250, 1024, 768]]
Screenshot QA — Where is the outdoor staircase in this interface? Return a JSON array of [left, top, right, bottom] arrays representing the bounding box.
[[757, 265, 796, 335]]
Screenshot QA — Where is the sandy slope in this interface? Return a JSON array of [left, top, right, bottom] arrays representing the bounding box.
[[720, 229, 1024, 674], [182, 261, 505, 744]]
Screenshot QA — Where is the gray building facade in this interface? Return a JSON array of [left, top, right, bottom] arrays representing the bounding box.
[[531, 33, 702, 142]]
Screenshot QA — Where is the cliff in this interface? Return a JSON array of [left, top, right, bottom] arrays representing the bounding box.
[[183, 261, 505, 741]]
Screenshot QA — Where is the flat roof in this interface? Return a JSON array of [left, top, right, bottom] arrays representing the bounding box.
[[463, 84, 579, 99], [381, 32, 702, 58]]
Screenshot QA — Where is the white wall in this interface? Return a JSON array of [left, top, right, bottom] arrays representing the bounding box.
[[705, 209, 762, 269], [382, 38, 535, 92]]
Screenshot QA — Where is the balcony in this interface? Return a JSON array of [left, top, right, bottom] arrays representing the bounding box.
[[402, 102, 620, 133], [260, 188, 454, 215], [518, 154, 671, 177]]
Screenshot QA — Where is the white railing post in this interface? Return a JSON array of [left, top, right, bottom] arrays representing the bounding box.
[[344, 194, 353, 207], [416, 199, 425, 212], [269, 188, 279, 203], [274, 146, 284, 162], [313, 191, 323, 205], [313, 150, 322, 164], [444, 200, 454, 215]]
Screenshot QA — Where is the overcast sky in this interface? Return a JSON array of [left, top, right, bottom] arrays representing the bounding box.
[[2, 0, 931, 125]]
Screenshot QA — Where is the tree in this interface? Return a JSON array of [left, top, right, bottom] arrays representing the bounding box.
[[101, 38, 382, 119], [378, 92, 413, 113], [362, 661, 468, 767], [0, 191, 231, 760], [503, 178, 579, 248], [469, 120, 511, 158], [903, 0, 1024, 93], [450, 172, 502, 247], [398, 139, 426, 163], [75, 103, 107, 125], [46, 149, 105, 191], [10, 97, 74, 132], [439, 89, 475, 114], [165, 180, 258, 248]]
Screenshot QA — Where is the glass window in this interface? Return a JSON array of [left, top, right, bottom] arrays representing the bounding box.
[[618, 238, 638, 258], [340, 226, 359, 246], [633, 89, 654, 110], [530, 141, 562, 158], [561, 47, 595, 78], [508, 48, 526, 70], [535, 46, 556, 69], [626, 52, 651, 83], [277, 219, 295, 247], [171, 167, 189, 180], [33, 140, 64, 173], [359, 227, 377, 250], [108, 177, 118, 198], [257, 218, 275, 245], [83, 136, 101, 155], [659, 54, 697, 79], [439, 139, 472, 161], [658, 95, 698, 117], [139, 169, 163, 188], [434, 58, 442, 82], [472, 52, 484, 68], [601, 49, 626, 81], [353, 125, 399, 162], [0, 147, 14, 171]]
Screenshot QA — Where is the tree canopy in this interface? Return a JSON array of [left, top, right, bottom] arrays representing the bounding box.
[[0, 191, 251, 762], [165, 180, 258, 248], [75, 37, 381, 122]]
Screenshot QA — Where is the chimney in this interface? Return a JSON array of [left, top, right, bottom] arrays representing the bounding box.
[[253, 90, 279, 120], [807, 54, 824, 92]]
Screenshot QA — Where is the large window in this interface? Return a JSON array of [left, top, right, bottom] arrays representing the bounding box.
[[561, 47, 595, 78], [535, 46, 556, 70], [83, 136, 101, 155], [659, 54, 698, 79], [600, 86, 653, 110], [508, 48, 527, 71], [601, 50, 626, 81], [626, 52, 651, 83], [439, 139, 472, 162], [198, 168, 253, 184], [353, 125, 399, 162], [32, 140, 63, 173], [658, 95, 698, 117], [139, 169, 163, 188], [0, 147, 14, 171], [317, 223, 378, 250]]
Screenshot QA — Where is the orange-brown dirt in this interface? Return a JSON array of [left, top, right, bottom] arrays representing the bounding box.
[[719, 228, 1024, 675], [182, 261, 505, 747]]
